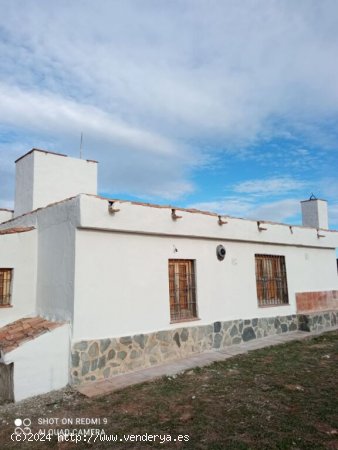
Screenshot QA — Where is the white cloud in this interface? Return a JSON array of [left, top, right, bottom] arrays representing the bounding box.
[[189, 175, 338, 225], [320, 178, 338, 199], [1, 1, 338, 207], [1, 0, 338, 144], [250, 199, 300, 223], [0, 84, 179, 157], [189, 197, 301, 223], [187, 198, 253, 218], [233, 177, 307, 196], [0, 85, 196, 202]]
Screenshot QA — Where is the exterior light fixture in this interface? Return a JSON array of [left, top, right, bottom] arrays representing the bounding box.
[[216, 244, 226, 261]]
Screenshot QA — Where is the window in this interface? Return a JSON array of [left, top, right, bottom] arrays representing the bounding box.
[[0, 269, 12, 307], [168, 260, 197, 322], [255, 255, 289, 307]]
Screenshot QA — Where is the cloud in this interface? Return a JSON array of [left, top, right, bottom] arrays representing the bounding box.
[[188, 173, 338, 226], [188, 198, 253, 218], [250, 199, 300, 222], [1, 0, 338, 145], [1, 0, 338, 217], [189, 197, 301, 223], [0, 84, 196, 203], [320, 178, 338, 199], [0, 84, 179, 157], [0, 141, 31, 207], [233, 177, 307, 196], [189, 174, 306, 222]]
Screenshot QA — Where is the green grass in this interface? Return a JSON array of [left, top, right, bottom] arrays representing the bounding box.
[[1, 331, 337, 449]]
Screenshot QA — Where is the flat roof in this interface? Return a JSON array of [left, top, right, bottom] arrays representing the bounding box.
[[15, 148, 98, 164], [300, 198, 327, 203], [1, 193, 337, 234], [95, 194, 337, 232]]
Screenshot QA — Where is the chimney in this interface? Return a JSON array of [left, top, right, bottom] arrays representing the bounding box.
[[301, 194, 328, 229], [14, 149, 98, 217], [0, 209, 14, 223]]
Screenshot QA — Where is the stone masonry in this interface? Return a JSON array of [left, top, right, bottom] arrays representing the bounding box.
[[71, 314, 301, 385], [298, 310, 337, 332]]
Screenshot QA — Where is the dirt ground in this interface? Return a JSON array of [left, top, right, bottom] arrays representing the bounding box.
[[0, 330, 337, 449]]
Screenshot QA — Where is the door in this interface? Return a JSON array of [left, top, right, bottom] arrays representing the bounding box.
[[0, 363, 14, 403]]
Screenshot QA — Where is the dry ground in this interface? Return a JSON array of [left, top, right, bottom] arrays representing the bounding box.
[[0, 331, 337, 449]]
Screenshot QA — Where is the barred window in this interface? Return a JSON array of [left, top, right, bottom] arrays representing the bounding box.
[[0, 269, 12, 307], [255, 255, 289, 307], [168, 260, 197, 322]]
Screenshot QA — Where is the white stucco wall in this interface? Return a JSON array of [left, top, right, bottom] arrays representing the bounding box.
[[1, 193, 337, 342], [0, 210, 13, 223], [79, 195, 338, 249], [0, 197, 80, 323], [0, 230, 37, 327], [72, 194, 338, 340], [72, 228, 338, 341], [2, 324, 70, 401], [14, 150, 97, 217], [14, 151, 35, 216], [34, 198, 80, 322]]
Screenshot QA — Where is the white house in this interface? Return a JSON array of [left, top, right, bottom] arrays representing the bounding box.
[[0, 148, 337, 401]]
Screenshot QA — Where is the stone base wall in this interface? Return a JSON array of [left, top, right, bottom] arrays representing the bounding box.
[[71, 314, 299, 385], [298, 310, 337, 332]]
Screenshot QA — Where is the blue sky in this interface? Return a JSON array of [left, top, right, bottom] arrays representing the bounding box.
[[0, 0, 338, 228]]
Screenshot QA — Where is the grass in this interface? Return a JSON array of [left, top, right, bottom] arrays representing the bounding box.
[[0, 331, 337, 449]]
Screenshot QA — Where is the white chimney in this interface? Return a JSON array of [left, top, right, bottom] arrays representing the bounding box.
[[0, 209, 14, 223], [301, 195, 328, 229], [14, 149, 98, 217]]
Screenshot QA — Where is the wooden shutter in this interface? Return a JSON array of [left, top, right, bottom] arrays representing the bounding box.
[[168, 260, 197, 321], [255, 255, 288, 306], [168, 261, 176, 312], [255, 256, 264, 304], [0, 269, 12, 306], [178, 261, 189, 310]]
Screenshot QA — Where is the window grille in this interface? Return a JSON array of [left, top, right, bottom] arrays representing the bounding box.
[[168, 260, 197, 321], [0, 269, 12, 307], [255, 255, 289, 307]]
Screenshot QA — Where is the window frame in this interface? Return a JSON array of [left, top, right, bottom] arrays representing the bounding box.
[[255, 254, 289, 307], [168, 259, 198, 323], [0, 268, 13, 308]]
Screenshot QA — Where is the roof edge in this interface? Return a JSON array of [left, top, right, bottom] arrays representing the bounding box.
[[301, 198, 327, 203], [15, 148, 68, 163], [15, 148, 98, 164], [86, 194, 338, 233], [0, 196, 79, 225], [0, 227, 35, 235]]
